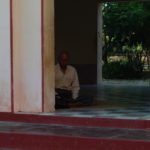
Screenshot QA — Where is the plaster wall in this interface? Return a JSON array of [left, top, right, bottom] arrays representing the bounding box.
[[13, 0, 42, 112], [55, 0, 97, 64], [0, 0, 11, 112], [55, 0, 98, 84]]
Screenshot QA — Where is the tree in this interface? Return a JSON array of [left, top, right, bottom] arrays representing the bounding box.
[[103, 2, 150, 56], [102, 2, 150, 76]]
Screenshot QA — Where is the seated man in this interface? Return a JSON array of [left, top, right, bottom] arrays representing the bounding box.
[[55, 51, 80, 108], [55, 51, 93, 108]]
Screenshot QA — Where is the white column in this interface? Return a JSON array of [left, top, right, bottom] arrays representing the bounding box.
[[0, 0, 11, 112], [97, 3, 103, 84], [12, 0, 55, 113], [13, 0, 43, 112]]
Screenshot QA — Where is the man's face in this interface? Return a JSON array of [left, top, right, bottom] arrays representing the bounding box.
[[59, 54, 69, 69]]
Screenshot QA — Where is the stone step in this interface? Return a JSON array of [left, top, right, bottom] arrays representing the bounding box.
[[0, 112, 150, 130], [0, 121, 150, 150]]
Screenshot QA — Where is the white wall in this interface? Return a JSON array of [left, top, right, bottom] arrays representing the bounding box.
[[0, 0, 11, 112], [0, 0, 55, 113], [13, 0, 42, 112]]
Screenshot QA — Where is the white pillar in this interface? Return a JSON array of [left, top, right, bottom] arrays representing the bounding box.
[[0, 0, 11, 112], [97, 3, 103, 84], [43, 0, 55, 112], [13, 0, 55, 112]]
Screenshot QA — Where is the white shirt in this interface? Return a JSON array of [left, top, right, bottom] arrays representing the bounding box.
[[55, 64, 80, 99]]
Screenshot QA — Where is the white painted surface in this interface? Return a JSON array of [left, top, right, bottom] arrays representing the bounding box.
[[13, 0, 42, 112], [0, 0, 11, 112]]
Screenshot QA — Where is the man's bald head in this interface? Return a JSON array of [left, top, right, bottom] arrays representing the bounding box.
[[58, 51, 70, 69]]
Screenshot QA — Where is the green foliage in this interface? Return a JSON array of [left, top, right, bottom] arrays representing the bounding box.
[[103, 2, 150, 54], [102, 2, 150, 79], [103, 59, 143, 79]]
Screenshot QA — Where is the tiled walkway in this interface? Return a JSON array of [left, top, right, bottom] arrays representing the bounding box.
[[0, 82, 149, 150], [42, 82, 150, 120], [0, 121, 150, 141], [45, 107, 150, 120]]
